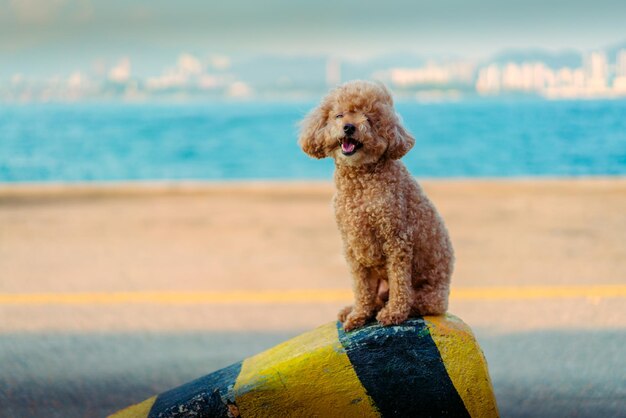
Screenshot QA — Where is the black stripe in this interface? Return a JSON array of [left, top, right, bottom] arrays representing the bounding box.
[[149, 361, 242, 418], [337, 318, 470, 417]]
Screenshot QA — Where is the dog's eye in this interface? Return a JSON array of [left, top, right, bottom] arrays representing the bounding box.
[[335, 114, 343, 119]]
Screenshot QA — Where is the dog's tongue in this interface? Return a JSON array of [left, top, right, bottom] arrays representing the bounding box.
[[342, 141, 356, 153]]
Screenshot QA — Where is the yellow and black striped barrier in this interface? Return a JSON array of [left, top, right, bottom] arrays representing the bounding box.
[[110, 314, 498, 417]]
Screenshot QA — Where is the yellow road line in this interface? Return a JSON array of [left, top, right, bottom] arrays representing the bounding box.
[[0, 290, 353, 305], [0, 285, 625, 305], [453, 285, 626, 300]]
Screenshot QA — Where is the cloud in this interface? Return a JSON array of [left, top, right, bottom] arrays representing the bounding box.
[[67, 71, 85, 88], [9, 0, 65, 23], [177, 53, 203, 76], [11, 73, 24, 84], [145, 71, 186, 90], [210, 55, 231, 71], [198, 74, 219, 89], [8, 0, 92, 24], [108, 58, 131, 83], [146, 53, 214, 90], [227, 81, 252, 98]]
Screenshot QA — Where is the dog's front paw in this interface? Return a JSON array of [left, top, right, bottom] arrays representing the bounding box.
[[337, 305, 353, 323], [343, 310, 372, 332], [376, 306, 410, 326]]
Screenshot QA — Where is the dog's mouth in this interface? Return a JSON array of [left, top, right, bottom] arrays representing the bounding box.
[[340, 137, 363, 156]]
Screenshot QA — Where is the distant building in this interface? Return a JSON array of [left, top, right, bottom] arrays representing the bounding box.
[[614, 50, 626, 93], [583, 51, 608, 90], [476, 49, 626, 99], [476, 65, 501, 93], [387, 61, 474, 89], [500, 62, 553, 92], [326, 57, 341, 86], [616, 50, 626, 77]]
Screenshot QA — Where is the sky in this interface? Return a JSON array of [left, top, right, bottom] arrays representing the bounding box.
[[1, 0, 625, 77]]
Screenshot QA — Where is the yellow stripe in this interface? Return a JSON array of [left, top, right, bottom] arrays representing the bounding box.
[[0, 285, 624, 305], [451, 285, 626, 300], [107, 395, 156, 418], [0, 290, 353, 305], [425, 315, 499, 418], [234, 322, 379, 417]]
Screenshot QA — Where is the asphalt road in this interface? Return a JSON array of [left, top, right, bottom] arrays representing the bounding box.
[[1, 325, 625, 417], [1, 181, 625, 417]]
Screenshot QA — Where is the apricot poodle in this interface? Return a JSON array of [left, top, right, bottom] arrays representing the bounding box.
[[299, 80, 454, 331]]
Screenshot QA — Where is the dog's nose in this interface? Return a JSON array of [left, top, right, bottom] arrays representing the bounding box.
[[343, 124, 356, 136]]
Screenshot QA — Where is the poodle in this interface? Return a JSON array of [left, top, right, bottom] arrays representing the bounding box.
[[298, 80, 454, 331]]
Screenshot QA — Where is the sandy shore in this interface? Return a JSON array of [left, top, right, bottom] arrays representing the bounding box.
[[1, 178, 625, 331]]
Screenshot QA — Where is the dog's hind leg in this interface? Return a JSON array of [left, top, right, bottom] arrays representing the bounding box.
[[410, 267, 450, 316]]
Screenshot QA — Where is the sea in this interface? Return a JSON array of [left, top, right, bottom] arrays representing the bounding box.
[[1, 99, 625, 182]]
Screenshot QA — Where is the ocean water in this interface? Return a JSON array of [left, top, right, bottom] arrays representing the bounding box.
[[1, 99, 625, 182]]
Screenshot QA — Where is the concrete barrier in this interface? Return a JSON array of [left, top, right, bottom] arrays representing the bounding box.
[[110, 314, 498, 417]]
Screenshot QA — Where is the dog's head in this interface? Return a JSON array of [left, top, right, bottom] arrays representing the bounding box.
[[298, 80, 415, 166]]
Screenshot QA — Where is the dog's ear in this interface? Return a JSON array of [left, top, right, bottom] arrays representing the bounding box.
[[374, 81, 395, 106], [298, 105, 329, 159], [386, 118, 415, 160]]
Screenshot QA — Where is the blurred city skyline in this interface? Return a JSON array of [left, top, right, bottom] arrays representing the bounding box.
[[3, 42, 626, 102], [1, 0, 625, 102]]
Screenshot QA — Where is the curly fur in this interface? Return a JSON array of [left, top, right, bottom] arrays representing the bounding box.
[[299, 80, 454, 331]]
